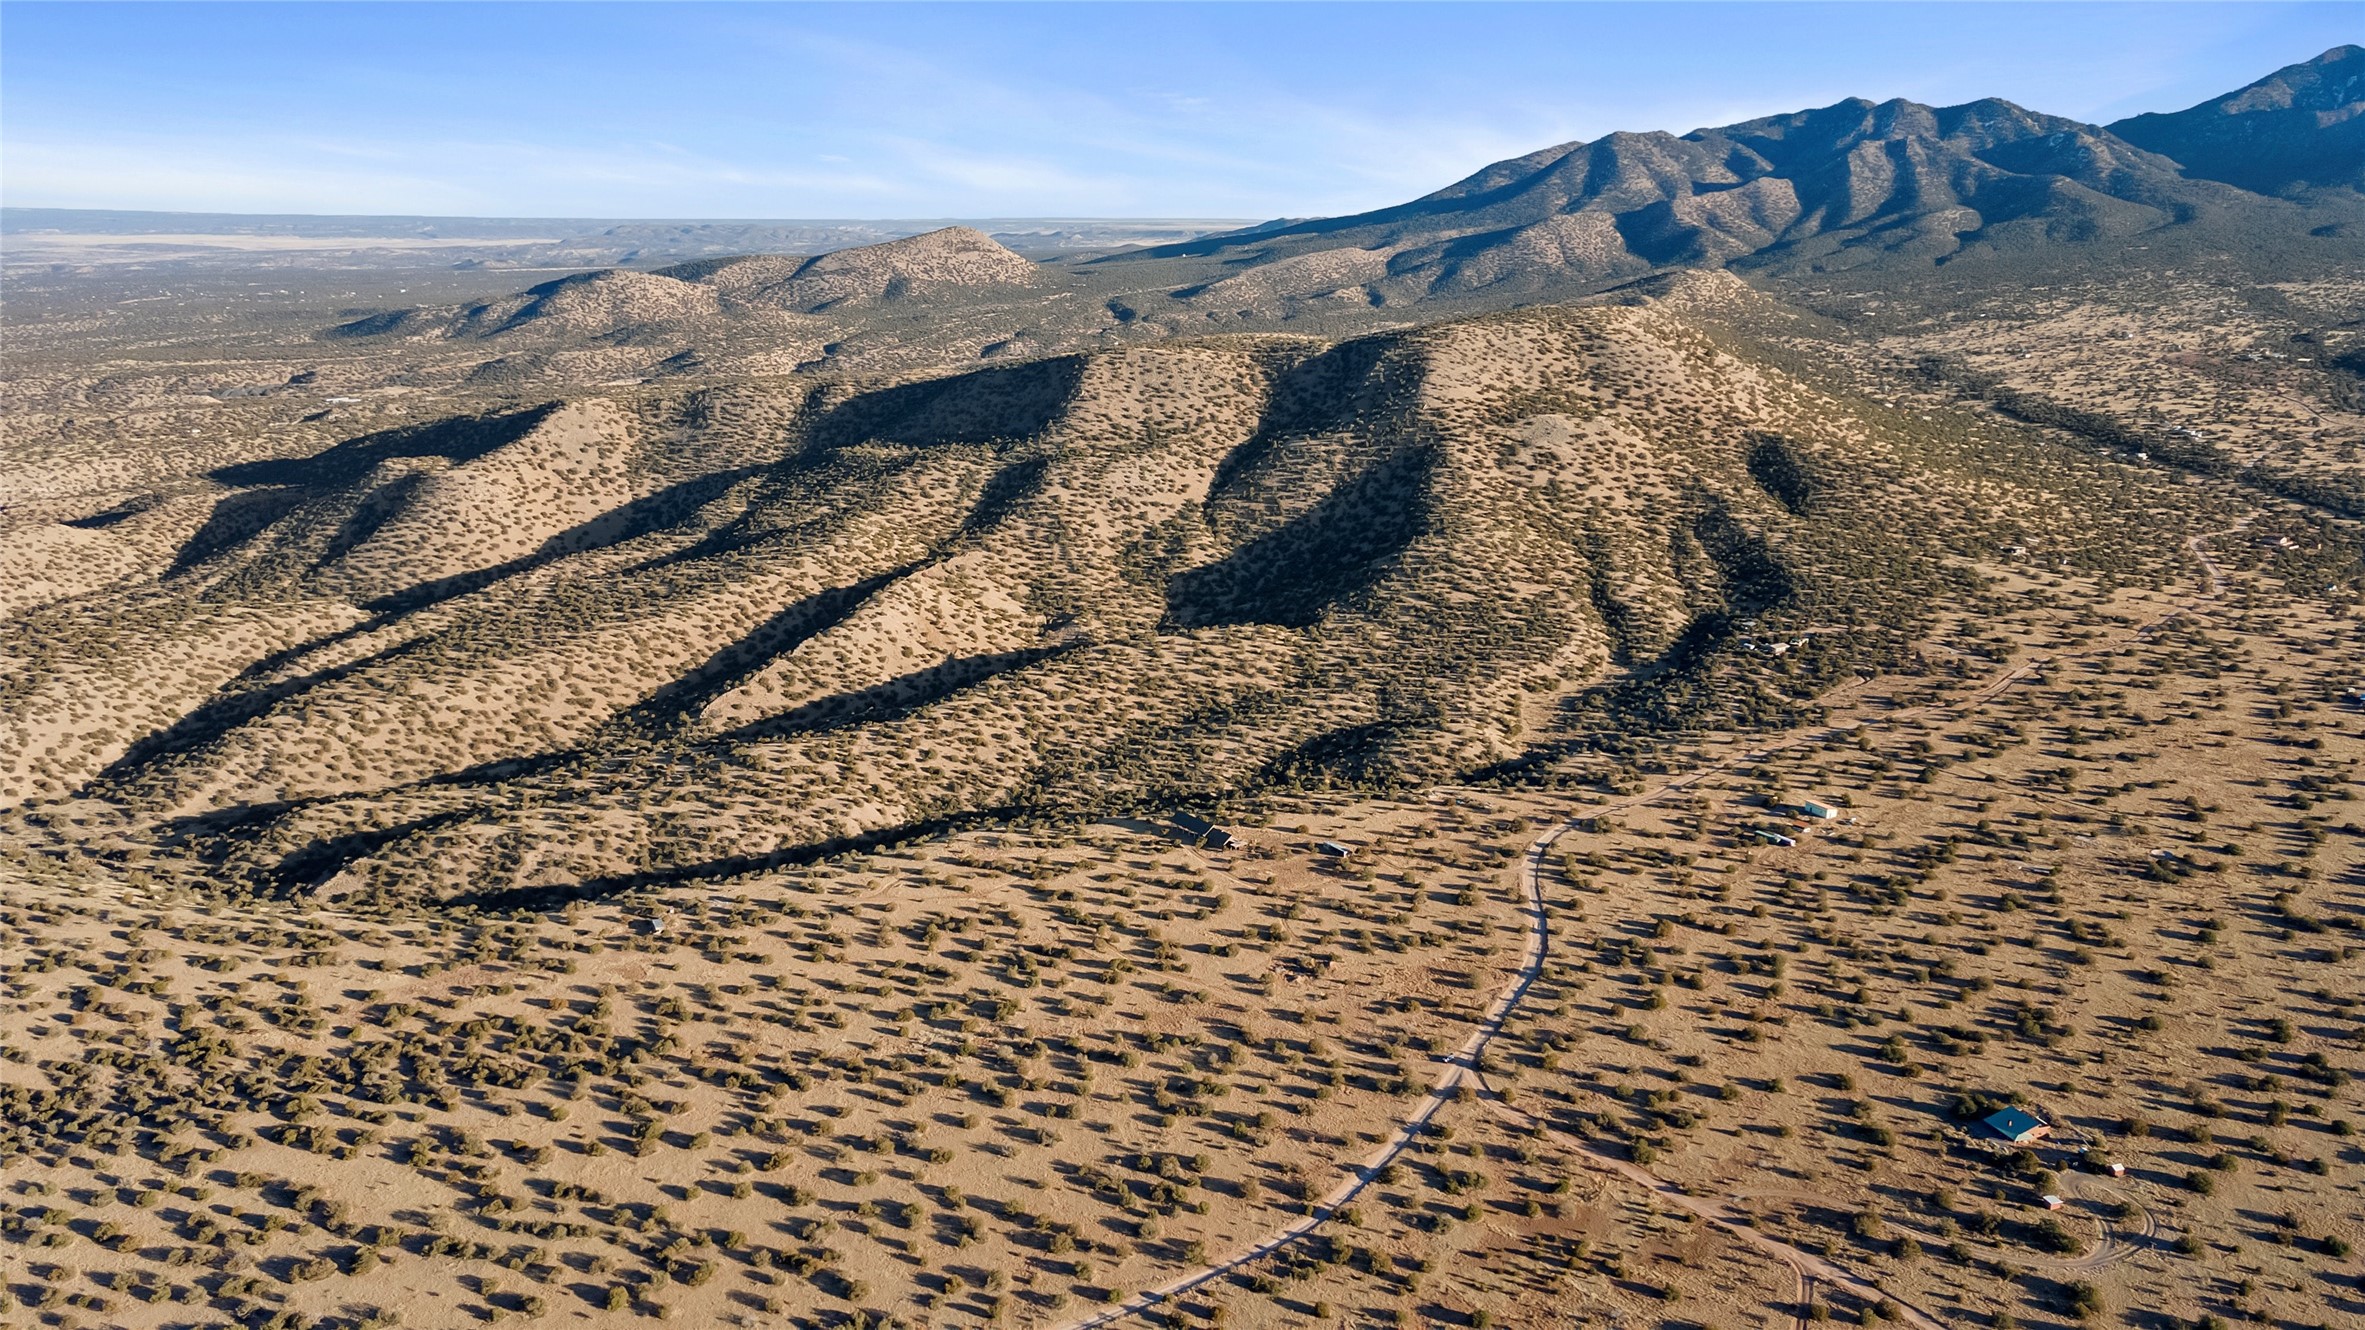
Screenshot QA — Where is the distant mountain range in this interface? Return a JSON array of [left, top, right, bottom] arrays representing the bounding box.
[[1116, 45, 2365, 306], [289, 45, 2365, 372], [2111, 43, 2364, 195]]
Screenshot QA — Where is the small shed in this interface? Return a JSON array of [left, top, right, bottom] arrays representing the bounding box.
[[1983, 1107, 2052, 1144], [2041, 1194, 2064, 1211], [1799, 800, 1840, 821]]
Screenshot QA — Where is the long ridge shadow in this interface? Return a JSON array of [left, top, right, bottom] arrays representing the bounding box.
[[603, 561, 929, 739], [806, 356, 1087, 452], [312, 470, 432, 573], [603, 444, 934, 581], [62, 497, 161, 530], [222, 466, 770, 691], [93, 634, 442, 784], [440, 805, 1035, 912], [715, 643, 1079, 744], [595, 426, 1064, 737], [209, 404, 558, 490], [110, 460, 981, 797], [1165, 439, 1439, 630], [951, 454, 1053, 545], [152, 797, 311, 844], [123, 553, 921, 804], [166, 487, 312, 578], [226, 809, 485, 898], [1690, 489, 1798, 616], [1203, 336, 1400, 501], [1564, 487, 1804, 736], [167, 404, 564, 581], [356, 464, 768, 616]]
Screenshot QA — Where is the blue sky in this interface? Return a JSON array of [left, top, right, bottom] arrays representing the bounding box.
[[3, 2, 2358, 219]]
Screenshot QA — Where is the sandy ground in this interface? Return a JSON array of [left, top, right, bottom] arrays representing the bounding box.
[[4, 549, 2358, 1330]]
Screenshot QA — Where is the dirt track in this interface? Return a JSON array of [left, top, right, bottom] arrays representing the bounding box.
[[1056, 542, 2234, 1330]]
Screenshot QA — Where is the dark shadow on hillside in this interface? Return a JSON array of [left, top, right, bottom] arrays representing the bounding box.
[[610, 446, 932, 579], [606, 561, 927, 738], [1206, 336, 1399, 497], [1579, 529, 1650, 668], [808, 356, 1085, 452], [208, 404, 558, 490], [953, 455, 1053, 543], [1165, 442, 1436, 630], [1574, 491, 1803, 734], [314, 470, 432, 573], [94, 635, 440, 782], [441, 806, 1030, 912], [320, 309, 416, 339], [151, 798, 307, 843], [718, 644, 1077, 743], [1257, 708, 1438, 790], [166, 486, 313, 576], [1692, 493, 1797, 614], [357, 465, 766, 615], [62, 498, 158, 530], [268, 810, 480, 896], [1746, 433, 1822, 515]]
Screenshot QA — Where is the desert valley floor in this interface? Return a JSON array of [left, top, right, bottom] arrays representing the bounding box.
[[2, 532, 2361, 1330]]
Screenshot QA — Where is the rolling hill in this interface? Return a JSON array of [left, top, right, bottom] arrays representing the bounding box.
[[333, 226, 1043, 344], [7, 48, 2361, 909], [6, 46, 2365, 1330], [2, 275, 2218, 904]]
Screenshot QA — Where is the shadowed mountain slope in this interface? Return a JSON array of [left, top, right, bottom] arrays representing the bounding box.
[[1126, 93, 2328, 304], [2111, 45, 2365, 195]]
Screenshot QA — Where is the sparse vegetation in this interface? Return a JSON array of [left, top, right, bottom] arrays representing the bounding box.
[[3, 74, 2362, 1329]]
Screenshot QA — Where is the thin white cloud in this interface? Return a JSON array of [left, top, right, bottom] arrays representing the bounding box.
[[4, 4, 2349, 218], [1, 133, 915, 215]]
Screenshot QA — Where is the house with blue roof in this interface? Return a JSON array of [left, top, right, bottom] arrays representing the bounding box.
[[1983, 1107, 2051, 1144]]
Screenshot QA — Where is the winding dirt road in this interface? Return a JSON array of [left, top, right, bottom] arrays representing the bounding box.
[[1059, 814, 1559, 1330], [1055, 535, 2236, 1329], [1060, 781, 1946, 1330]]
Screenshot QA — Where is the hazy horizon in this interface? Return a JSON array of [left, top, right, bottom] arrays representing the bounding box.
[[3, 1, 2358, 219], [0, 207, 1262, 227]]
